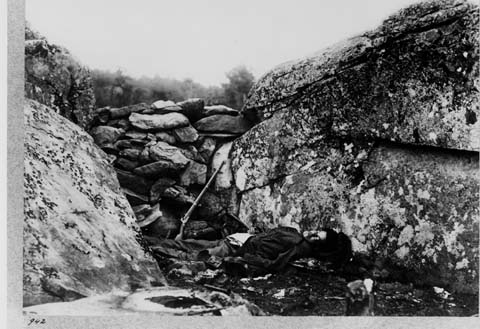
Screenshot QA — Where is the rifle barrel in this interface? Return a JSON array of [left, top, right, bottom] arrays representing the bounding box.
[[175, 161, 225, 240]]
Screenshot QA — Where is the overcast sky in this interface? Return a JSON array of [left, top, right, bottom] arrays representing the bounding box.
[[26, 0, 425, 86]]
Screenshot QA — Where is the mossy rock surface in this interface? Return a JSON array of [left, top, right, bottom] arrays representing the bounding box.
[[231, 0, 479, 293]]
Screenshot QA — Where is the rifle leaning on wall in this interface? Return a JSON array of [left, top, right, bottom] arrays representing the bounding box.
[[175, 160, 225, 241]]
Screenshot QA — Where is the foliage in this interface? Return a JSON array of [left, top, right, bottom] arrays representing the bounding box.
[[222, 65, 256, 110], [91, 66, 255, 109]]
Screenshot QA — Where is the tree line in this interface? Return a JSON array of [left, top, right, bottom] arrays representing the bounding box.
[[91, 65, 255, 110]]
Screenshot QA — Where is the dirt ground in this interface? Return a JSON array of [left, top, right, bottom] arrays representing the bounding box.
[[162, 260, 478, 316]]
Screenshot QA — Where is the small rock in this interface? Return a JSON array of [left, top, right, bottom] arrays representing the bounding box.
[[155, 131, 176, 145], [176, 98, 205, 122], [149, 178, 177, 202], [116, 169, 153, 195], [115, 158, 139, 171], [193, 269, 222, 284], [203, 105, 239, 117], [129, 112, 189, 131], [173, 125, 199, 143], [198, 137, 216, 162], [107, 118, 130, 130], [133, 160, 181, 177], [94, 107, 110, 124], [124, 131, 148, 140], [122, 188, 149, 206], [133, 203, 163, 227], [198, 132, 239, 139], [119, 148, 141, 160], [110, 103, 150, 119], [194, 114, 252, 134], [151, 100, 176, 110], [138, 148, 151, 164], [90, 126, 124, 146], [273, 289, 285, 299], [148, 141, 190, 168], [114, 139, 147, 149], [179, 145, 205, 164], [168, 268, 194, 278], [162, 185, 195, 204], [179, 161, 207, 186]]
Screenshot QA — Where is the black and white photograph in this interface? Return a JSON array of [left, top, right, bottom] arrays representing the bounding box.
[[5, 0, 480, 326]]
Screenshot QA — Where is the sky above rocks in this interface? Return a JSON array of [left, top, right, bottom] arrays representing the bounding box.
[[27, 0, 424, 86]]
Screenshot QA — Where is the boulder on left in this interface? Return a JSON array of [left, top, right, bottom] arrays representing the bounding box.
[[23, 100, 166, 307], [24, 25, 95, 130]]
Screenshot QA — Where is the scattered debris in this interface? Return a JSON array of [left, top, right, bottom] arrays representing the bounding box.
[[286, 287, 301, 296], [273, 289, 286, 299], [433, 286, 452, 300], [193, 269, 222, 284], [253, 274, 272, 281], [203, 284, 230, 295], [345, 279, 375, 316]]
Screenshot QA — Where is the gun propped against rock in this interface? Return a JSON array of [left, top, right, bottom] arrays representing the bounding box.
[[175, 160, 225, 241]]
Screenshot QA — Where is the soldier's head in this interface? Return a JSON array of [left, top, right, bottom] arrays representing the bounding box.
[[303, 228, 352, 266]]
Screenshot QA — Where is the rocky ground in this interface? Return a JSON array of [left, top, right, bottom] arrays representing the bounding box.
[[162, 259, 478, 316]]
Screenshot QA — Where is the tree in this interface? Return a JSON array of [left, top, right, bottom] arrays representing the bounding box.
[[222, 65, 255, 110]]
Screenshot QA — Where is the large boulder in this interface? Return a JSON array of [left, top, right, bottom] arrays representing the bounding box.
[[24, 100, 165, 306], [243, 0, 479, 151], [24, 25, 95, 129], [231, 0, 479, 292]]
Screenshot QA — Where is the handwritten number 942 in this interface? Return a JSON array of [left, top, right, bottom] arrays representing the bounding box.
[[28, 318, 46, 325]]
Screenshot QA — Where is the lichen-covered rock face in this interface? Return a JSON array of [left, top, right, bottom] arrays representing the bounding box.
[[231, 0, 479, 293], [236, 142, 479, 292], [25, 25, 95, 130], [24, 100, 165, 306], [243, 0, 480, 152]]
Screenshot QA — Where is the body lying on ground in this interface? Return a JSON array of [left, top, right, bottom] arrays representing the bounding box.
[[145, 226, 352, 275]]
